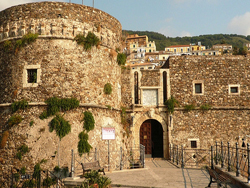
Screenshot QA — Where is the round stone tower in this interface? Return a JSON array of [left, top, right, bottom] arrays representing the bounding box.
[[0, 1, 122, 108], [0, 2, 131, 183]]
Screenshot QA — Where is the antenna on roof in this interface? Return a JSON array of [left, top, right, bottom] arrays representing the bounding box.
[[82, 0, 83, 5], [93, 0, 94, 7]]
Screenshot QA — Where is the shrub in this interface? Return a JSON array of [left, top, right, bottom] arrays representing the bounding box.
[[117, 53, 126, 65], [14, 173, 20, 182], [104, 83, 112, 95], [98, 176, 112, 188], [83, 111, 95, 132], [8, 115, 22, 127], [106, 105, 112, 110], [39, 110, 48, 120], [164, 96, 179, 114], [49, 115, 71, 140], [0, 131, 9, 149], [54, 166, 60, 173], [22, 180, 36, 188], [200, 104, 211, 111], [11, 99, 29, 113], [74, 32, 100, 51], [184, 104, 195, 112]]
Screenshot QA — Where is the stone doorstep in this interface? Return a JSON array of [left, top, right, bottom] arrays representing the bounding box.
[[215, 165, 250, 188], [63, 176, 85, 186]]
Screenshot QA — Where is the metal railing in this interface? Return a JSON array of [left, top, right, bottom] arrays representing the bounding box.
[[170, 142, 250, 183], [72, 144, 145, 177]]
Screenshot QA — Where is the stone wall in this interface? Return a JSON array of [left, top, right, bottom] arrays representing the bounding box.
[[169, 55, 250, 148], [0, 105, 132, 178], [121, 68, 133, 108], [0, 2, 122, 50], [141, 70, 160, 87], [169, 56, 250, 107]]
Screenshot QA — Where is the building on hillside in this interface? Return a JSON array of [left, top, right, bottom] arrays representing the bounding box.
[[212, 44, 233, 55], [126, 34, 147, 53], [145, 41, 156, 53], [127, 62, 158, 70], [190, 42, 206, 55], [165, 45, 190, 55], [200, 49, 221, 56]]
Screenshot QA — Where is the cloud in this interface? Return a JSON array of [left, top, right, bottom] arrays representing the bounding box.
[[228, 12, 250, 36], [158, 26, 192, 37], [0, 0, 66, 11]]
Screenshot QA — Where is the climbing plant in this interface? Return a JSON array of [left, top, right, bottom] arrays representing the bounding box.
[[39, 97, 79, 119], [74, 32, 100, 51], [200, 104, 212, 111], [11, 99, 29, 113], [78, 131, 92, 156], [117, 53, 126, 65], [83, 111, 95, 132], [184, 104, 195, 112], [164, 96, 179, 114], [49, 114, 71, 140]]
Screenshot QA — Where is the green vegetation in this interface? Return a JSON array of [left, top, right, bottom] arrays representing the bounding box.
[[30, 120, 34, 127], [3, 40, 12, 51], [117, 53, 127, 65], [43, 177, 56, 187], [104, 83, 112, 94], [164, 96, 179, 114], [123, 30, 250, 51], [39, 97, 79, 119], [8, 115, 22, 127], [83, 170, 111, 188], [11, 99, 29, 113], [184, 104, 195, 112], [83, 111, 95, 132], [20, 167, 26, 175], [16, 144, 29, 161], [121, 107, 127, 125], [200, 104, 212, 111], [78, 131, 92, 156], [106, 105, 112, 110], [74, 32, 100, 51], [22, 179, 36, 188], [49, 114, 71, 140]]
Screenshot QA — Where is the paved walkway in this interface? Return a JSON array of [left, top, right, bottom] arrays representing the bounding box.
[[106, 159, 240, 188]]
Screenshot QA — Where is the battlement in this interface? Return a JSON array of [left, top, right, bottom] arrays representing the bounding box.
[[0, 2, 122, 49]]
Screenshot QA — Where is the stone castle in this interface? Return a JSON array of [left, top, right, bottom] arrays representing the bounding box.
[[1, 1, 250, 178]]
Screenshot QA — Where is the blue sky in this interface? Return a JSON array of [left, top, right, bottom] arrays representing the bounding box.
[[1, 0, 250, 37]]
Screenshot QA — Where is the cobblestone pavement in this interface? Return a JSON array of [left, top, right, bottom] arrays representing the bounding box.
[[107, 159, 241, 188]]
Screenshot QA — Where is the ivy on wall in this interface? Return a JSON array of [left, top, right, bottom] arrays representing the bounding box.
[[83, 111, 95, 132], [164, 96, 179, 114], [11, 99, 29, 113]]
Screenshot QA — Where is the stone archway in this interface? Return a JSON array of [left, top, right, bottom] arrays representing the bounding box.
[[132, 111, 168, 158]]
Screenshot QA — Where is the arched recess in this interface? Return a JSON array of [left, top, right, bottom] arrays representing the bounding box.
[[132, 113, 168, 158]]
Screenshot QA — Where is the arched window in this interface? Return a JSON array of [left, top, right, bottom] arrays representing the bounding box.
[[134, 72, 139, 104], [163, 71, 167, 103]]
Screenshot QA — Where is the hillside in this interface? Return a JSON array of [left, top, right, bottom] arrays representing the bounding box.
[[123, 30, 250, 51]]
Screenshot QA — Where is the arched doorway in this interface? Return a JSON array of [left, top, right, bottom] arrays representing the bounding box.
[[140, 119, 163, 158]]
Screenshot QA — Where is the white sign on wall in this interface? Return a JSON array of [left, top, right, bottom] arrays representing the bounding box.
[[102, 127, 115, 140]]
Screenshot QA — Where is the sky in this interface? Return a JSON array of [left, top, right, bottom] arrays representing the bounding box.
[[1, 0, 250, 38]]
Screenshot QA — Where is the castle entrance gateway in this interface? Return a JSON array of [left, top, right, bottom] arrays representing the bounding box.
[[140, 119, 163, 158]]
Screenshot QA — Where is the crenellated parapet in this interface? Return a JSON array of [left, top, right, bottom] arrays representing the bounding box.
[[0, 2, 122, 50]]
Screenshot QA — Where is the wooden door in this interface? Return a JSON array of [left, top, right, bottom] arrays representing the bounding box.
[[140, 120, 151, 154]]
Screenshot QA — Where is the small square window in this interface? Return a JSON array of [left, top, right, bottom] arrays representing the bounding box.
[[27, 69, 37, 83], [229, 85, 240, 95], [195, 83, 202, 93], [231, 87, 238, 93], [191, 141, 197, 148]]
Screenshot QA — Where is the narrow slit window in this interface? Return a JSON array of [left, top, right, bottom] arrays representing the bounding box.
[[27, 69, 37, 83]]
